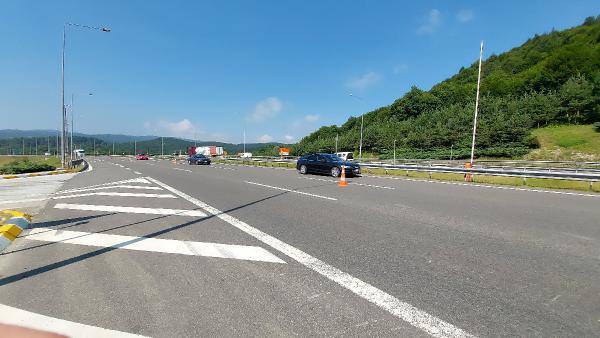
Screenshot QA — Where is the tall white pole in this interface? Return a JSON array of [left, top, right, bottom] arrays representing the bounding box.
[[470, 40, 484, 165], [243, 128, 246, 153], [70, 93, 74, 161], [359, 114, 364, 161], [393, 139, 396, 165], [335, 134, 338, 153]]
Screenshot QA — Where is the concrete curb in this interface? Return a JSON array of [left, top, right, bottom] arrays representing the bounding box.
[[1, 170, 67, 180], [0, 210, 32, 252]]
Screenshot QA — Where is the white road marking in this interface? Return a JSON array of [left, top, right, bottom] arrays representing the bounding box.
[[125, 168, 131, 170], [244, 181, 337, 201], [173, 168, 192, 173], [25, 228, 285, 263], [54, 203, 207, 217], [366, 175, 600, 198], [60, 178, 151, 193], [133, 171, 142, 175], [54, 192, 177, 199], [0, 303, 148, 338], [147, 177, 471, 338], [299, 176, 395, 190], [56, 185, 163, 194]]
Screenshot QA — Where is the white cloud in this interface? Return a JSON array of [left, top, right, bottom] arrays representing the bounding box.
[[304, 114, 320, 122], [345, 71, 381, 91], [417, 9, 442, 34], [457, 9, 474, 23], [144, 118, 199, 139], [283, 135, 294, 142], [258, 134, 273, 142], [393, 64, 408, 74], [247, 97, 283, 122]]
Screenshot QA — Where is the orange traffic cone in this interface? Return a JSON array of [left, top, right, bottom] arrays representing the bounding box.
[[338, 166, 348, 187]]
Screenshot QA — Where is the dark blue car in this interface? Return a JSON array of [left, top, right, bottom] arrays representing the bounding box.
[[296, 153, 360, 177], [187, 154, 211, 165]]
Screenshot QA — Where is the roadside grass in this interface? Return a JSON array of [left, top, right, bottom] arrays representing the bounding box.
[[526, 124, 600, 161], [362, 167, 600, 193], [214, 159, 600, 193], [0, 156, 61, 174]]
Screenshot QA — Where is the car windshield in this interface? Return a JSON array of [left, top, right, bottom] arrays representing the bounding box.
[[321, 154, 340, 161]]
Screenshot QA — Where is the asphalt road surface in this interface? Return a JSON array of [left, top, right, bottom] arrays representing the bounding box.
[[1, 156, 599, 337]]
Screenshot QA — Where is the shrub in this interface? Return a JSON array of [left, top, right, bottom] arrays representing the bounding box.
[[0, 160, 56, 175]]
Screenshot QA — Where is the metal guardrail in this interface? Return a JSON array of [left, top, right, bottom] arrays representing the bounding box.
[[219, 156, 600, 182]]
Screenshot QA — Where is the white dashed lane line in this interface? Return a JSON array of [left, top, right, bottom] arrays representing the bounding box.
[[244, 181, 337, 201], [298, 176, 395, 190]]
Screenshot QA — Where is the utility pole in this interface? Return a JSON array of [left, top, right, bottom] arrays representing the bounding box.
[[35, 138, 38, 155], [112, 141, 115, 155], [470, 40, 484, 165], [134, 140, 137, 155], [47, 136, 50, 154], [243, 128, 246, 153], [22, 138, 25, 155], [93, 139, 96, 156], [161, 137, 164, 156]]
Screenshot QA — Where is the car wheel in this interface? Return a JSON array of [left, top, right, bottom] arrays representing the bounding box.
[[331, 166, 340, 177], [299, 165, 307, 174]]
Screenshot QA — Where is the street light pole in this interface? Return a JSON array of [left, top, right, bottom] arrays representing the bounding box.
[[470, 41, 484, 165], [61, 24, 66, 167], [349, 93, 365, 161], [60, 22, 110, 168]]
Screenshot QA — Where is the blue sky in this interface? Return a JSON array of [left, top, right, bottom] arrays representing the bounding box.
[[1, 1, 597, 143]]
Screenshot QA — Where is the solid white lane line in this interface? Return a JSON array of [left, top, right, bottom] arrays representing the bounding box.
[[147, 177, 471, 338], [26, 229, 285, 263], [244, 181, 337, 201], [56, 185, 162, 194], [53, 192, 177, 199], [133, 171, 142, 175], [0, 303, 147, 338], [54, 203, 207, 217], [299, 176, 395, 190], [173, 168, 192, 173], [125, 168, 131, 170], [366, 175, 600, 198]]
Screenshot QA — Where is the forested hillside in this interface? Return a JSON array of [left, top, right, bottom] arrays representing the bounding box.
[[294, 16, 600, 159]]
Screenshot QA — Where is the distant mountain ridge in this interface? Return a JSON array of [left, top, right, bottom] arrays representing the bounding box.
[[0, 130, 285, 155], [0, 129, 157, 143]]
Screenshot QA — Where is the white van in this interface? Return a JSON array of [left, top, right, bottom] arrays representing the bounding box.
[[335, 152, 354, 161]]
